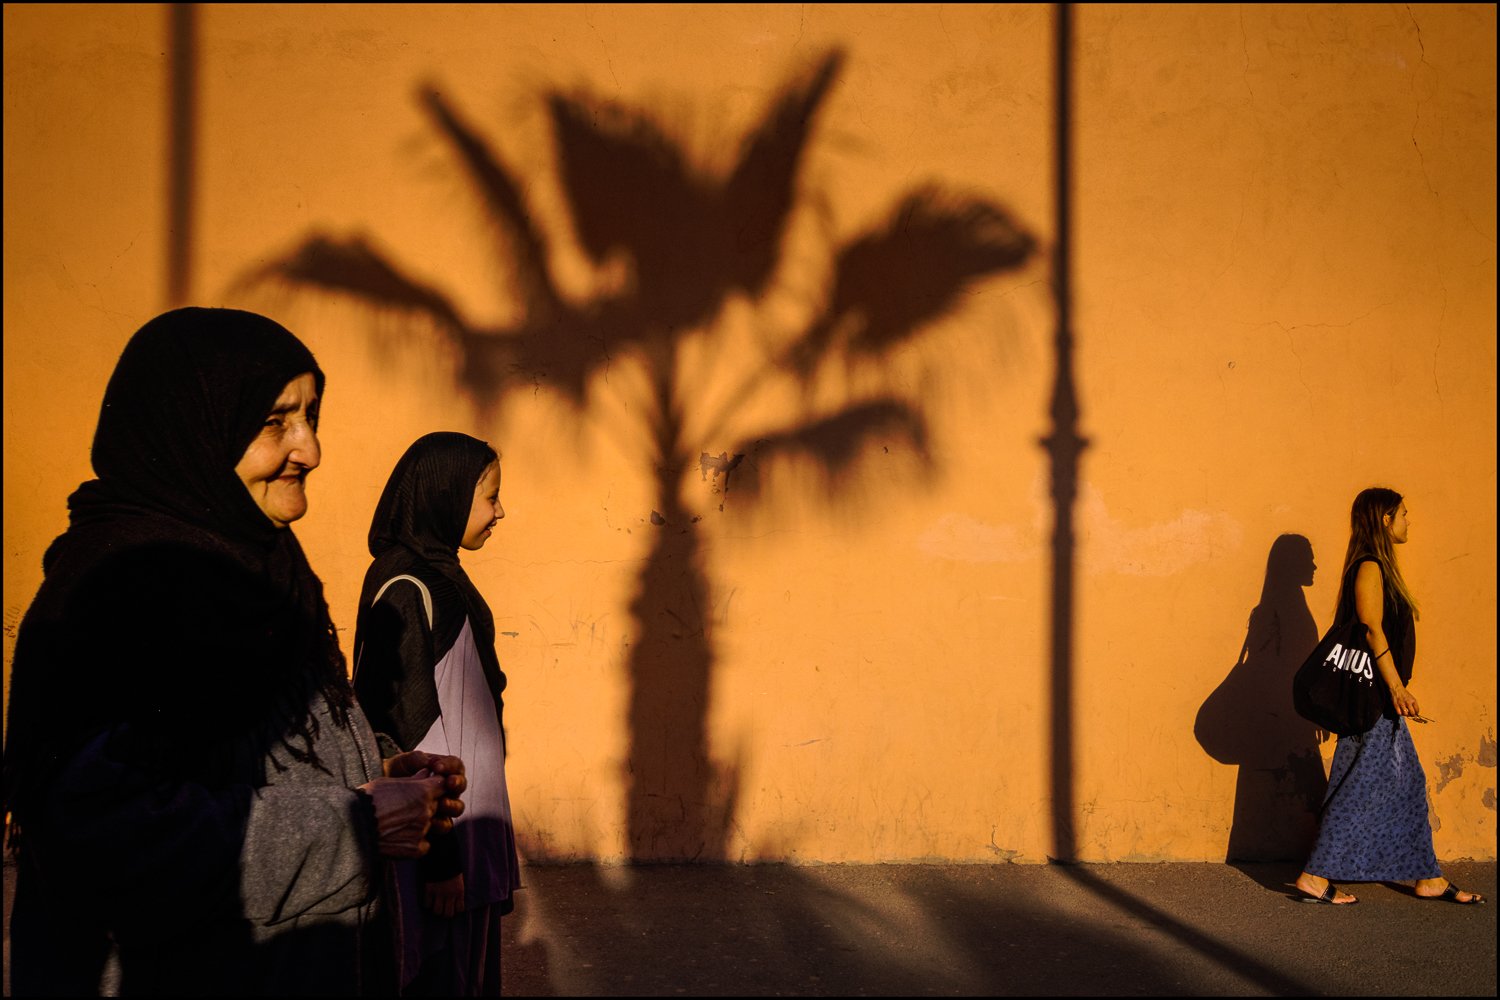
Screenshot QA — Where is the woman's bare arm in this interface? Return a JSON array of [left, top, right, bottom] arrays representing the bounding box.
[[1355, 561, 1418, 716]]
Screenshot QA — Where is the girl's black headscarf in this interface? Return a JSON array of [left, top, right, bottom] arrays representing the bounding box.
[[352, 432, 506, 752], [4, 307, 353, 816]]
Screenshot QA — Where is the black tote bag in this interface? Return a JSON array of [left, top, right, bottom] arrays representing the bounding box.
[[1292, 606, 1383, 737]]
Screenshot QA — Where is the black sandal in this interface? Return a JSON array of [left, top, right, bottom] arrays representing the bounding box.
[[1421, 884, 1484, 904], [1295, 882, 1358, 905]]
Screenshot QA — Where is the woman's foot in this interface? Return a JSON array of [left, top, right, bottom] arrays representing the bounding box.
[[1295, 872, 1357, 905], [1415, 878, 1484, 903]]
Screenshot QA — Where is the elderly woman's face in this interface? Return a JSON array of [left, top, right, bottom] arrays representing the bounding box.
[[235, 373, 321, 528]]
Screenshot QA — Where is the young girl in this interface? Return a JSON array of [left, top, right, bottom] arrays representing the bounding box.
[[1294, 487, 1483, 906], [352, 432, 522, 992]]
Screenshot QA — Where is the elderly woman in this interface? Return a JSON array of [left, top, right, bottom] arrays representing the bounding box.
[[3, 307, 465, 995]]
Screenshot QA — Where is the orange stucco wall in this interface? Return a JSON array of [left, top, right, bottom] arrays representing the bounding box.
[[4, 3, 1494, 863]]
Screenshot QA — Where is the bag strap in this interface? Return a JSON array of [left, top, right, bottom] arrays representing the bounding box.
[[352, 575, 435, 682], [372, 574, 434, 630]]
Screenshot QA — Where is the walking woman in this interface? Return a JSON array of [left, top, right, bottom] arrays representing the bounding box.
[[3, 307, 465, 995], [352, 432, 522, 995], [1294, 487, 1484, 905]]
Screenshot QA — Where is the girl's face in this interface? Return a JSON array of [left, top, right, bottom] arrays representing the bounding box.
[[234, 372, 321, 528], [461, 461, 504, 550], [1384, 502, 1409, 544]]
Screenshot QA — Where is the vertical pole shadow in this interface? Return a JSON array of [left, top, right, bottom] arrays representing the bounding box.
[[167, 2, 196, 307], [1043, 1, 1087, 862], [1034, 17, 1314, 988]]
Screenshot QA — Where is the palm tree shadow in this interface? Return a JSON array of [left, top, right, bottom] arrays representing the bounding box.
[[1194, 534, 1328, 863], [238, 49, 1037, 861]]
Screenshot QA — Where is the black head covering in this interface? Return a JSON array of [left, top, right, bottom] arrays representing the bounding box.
[[76, 307, 326, 540], [352, 432, 506, 752], [367, 432, 497, 569], [5, 307, 352, 815]]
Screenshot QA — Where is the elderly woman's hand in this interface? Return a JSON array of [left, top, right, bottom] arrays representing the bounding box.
[[381, 751, 467, 833], [359, 775, 446, 858]]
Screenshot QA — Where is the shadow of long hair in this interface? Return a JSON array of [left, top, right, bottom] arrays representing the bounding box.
[[1195, 533, 1327, 860]]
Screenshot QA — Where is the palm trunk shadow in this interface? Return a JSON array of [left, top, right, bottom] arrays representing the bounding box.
[[624, 482, 737, 861]]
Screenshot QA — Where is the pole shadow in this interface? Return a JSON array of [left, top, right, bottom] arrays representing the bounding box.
[[1044, 0, 1086, 864], [166, 2, 196, 307]]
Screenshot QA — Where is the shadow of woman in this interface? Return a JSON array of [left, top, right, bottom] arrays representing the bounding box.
[[1195, 534, 1328, 861]]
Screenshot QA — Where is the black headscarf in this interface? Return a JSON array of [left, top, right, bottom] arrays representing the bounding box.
[[4, 307, 353, 815], [352, 432, 506, 752]]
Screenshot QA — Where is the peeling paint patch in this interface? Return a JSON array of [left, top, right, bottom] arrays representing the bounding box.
[[1483, 789, 1496, 811], [700, 451, 743, 481], [699, 452, 743, 512], [1434, 754, 1466, 794], [987, 827, 1021, 862], [1478, 732, 1496, 768]]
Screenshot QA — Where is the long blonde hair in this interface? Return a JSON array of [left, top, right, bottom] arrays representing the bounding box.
[[1334, 486, 1419, 620]]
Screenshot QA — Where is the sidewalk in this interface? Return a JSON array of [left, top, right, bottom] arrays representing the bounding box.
[[6, 856, 1496, 995], [497, 860, 1497, 996]]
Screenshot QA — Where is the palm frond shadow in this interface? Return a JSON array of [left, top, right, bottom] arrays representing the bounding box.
[[240, 49, 1037, 860]]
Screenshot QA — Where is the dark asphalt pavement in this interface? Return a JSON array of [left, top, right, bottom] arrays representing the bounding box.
[[496, 860, 1496, 996], [6, 856, 1495, 995]]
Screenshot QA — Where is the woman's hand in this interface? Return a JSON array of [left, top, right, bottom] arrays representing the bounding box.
[[426, 754, 467, 823], [383, 749, 458, 782], [1389, 684, 1420, 718], [425, 873, 466, 918], [359, 775, 445, 858]]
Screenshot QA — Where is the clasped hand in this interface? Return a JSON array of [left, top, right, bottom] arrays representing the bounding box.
[[386, 750, 467, 830], [361, 751, 468, 858]]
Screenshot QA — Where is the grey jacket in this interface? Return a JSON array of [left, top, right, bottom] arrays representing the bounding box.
[[20, 695, 393, 996]]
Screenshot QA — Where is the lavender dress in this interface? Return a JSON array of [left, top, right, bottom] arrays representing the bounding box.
[[396, 616, 523, 993]]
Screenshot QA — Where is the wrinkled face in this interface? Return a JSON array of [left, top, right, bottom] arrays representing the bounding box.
[[460, 461, 504, 551], [1384, 502, 1409, 544], [234, 373, 321, 529]]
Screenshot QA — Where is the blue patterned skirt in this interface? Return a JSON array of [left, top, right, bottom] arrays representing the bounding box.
[[1305, 715, 1441, 881]]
